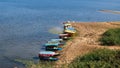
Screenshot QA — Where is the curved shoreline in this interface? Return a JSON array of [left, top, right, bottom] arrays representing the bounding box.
[[55, 21, 120, 68], [27, 21, 120, 68]]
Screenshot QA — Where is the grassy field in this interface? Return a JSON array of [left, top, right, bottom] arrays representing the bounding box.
[[69, 49, 120, 68], [100, 28, 120, 45]]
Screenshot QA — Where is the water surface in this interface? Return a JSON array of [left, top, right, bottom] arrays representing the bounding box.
[[0, 0, 120, 68]]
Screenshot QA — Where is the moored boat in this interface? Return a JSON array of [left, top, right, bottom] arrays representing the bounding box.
[[59, 34, 70, 38], [45, 46, 62, 51], [47, 40, 65, 46], [38, 22, 76, 61], [45, 43, 59, 47], [39, 51, 60, 57], [59, 33, 72, 40], [51, 39, 63, 42], [64, 27, 76, 34], [39, 56, 58, 61], [63, 23, 72, 30]]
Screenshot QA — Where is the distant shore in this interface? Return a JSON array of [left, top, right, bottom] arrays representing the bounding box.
[[99, 10, 120, 14]]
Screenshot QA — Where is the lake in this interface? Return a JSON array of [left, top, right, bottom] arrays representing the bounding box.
[[0, 0, 120, 68]]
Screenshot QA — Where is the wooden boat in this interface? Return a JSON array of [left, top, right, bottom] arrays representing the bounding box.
[[64, 27, 76, 34], [64, 23, 71, 26], [61, 36, 71, 40], [64, 23, 72, 29], [51, 39, 65, 45], [45, 43, 59, 47], [46, 46, 62, 51], [47, 41, 60, 44], [39, 56, 58, 61], [59, 34, 70, 37], [51, 39, 63, 42], [45, 40, 65, 47], [39, 51, 60, 57], [47, 40, 65, 46], [59, 33, 72, 39]]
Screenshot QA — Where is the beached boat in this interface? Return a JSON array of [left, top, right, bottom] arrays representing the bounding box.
[[59, 34, 70, 37], [64, 23, 72, 29], [39, 56, 58, 61], [46, 46, 62, 51], [37, 22, 77, 61], [59, 33, 72, 39], [51, 39, 63, 42], [64, 23, 71, 26], [45, 40, 65, 47], [45, 43, 59, 46], [64, 27, 76, 34], [47, 40, 65, 46], [63, 27, 76, 37], [39, 51, 60, 57], [60, 36, 71, 40], [47, 40, 60, 44]]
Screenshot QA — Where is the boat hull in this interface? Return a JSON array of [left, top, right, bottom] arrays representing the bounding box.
[[39, 57, 58, 61]]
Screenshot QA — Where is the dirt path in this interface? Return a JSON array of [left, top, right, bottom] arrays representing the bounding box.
[[55, 22, 120, 68]]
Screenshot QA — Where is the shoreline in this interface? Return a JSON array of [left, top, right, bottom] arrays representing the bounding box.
[[55, 21, 120, 67], [26, 21, 120, 68]]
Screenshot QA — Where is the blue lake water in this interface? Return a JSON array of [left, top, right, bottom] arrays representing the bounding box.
[[0, 0, 120, 68]]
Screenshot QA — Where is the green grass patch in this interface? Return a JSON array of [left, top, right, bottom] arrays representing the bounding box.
[[14, 59, 34, 68], [100, 28, 120, 46], [15, 59, 54, 68], [69, 49, 120, 68]]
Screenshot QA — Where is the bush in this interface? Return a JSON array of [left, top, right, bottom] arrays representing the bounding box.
[[69, 49, 120, 68], [100, 28, 120, 46]]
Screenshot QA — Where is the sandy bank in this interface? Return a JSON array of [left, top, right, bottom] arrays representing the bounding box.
[[55, 21, 120, 68]]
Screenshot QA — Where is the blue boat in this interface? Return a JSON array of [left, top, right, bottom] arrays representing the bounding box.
[[51, 39, 63, 42], [66, 27, 75, 30], [45, 39, 65, 46], [45, 43, 59, 46], [65, 27, 76, 33]]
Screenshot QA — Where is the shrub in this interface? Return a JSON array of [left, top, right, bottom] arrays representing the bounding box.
[[100, 28, 120, 46], [69, 49, 120, 68]]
